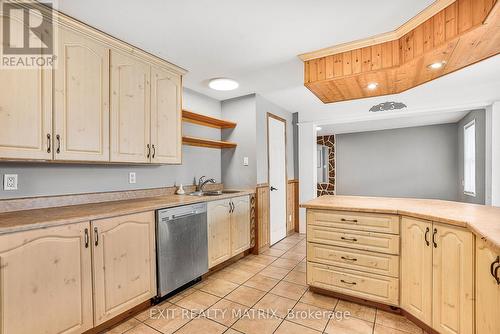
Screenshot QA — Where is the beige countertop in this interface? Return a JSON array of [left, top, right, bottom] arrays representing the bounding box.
[[301, 195, 500, 253], [0, 190, 254, 235]]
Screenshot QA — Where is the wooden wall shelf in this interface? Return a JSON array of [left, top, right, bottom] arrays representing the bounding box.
[[182, 136, 237, 149], [182, 110, 237, 129]]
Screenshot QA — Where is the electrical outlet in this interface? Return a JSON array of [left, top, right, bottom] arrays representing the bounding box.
[[4, 174, 18, 190], [243, 157, 249, 166], [129, 172, 136, 184]]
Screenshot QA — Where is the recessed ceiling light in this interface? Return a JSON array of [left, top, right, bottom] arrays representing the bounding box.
[[367, 82, 378, 90], [428, 61, 446, 70], [316, 126, 322, 131], [208, 78, 239, 91]]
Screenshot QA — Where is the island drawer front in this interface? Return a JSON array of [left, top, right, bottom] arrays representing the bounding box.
[[307, 262, 399, 306], [308, 209, 399, 235], [307, 242, 399, 278], [307, 225, 400, 255]]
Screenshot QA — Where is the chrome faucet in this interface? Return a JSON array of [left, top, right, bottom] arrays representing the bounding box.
[[197, 176, 216, 192]]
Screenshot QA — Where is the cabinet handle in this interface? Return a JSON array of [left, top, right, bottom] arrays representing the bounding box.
[[341, 256, 357, 262], [340, 279, 357, 285], [424, 227, 430, 247], [229, 202, 234, 213], [56, 134, 61, 154], [152, 144, 156, 159], [146, 144, 151, 158], [491, 256, 500, 284], [46, 134, 51, 153], [341, 218, 358, 223], [94, 227, 99, 246], [495, 265, 500, 285], [432, 228, 438, 248], [341, 236, 357, 242], [84, 228, 89, 248]]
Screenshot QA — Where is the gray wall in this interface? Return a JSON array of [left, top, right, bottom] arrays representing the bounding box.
[[221, 95, 257, 189], [0, 88, 222, 199], [221, 94, 295, 188], [457, 109, 486, 204], [336, 123, 459, 201]]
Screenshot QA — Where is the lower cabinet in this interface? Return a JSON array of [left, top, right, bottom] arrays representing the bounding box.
[[208, 199, 232, 268], [230, 196, 251, 255], [92, 211, 157, 325], [401, 217, 474, 334], [0, 222, 93, 334], [0, 211, 156, 333], [476, 238, 500, 334], [208, 196, 250, 268]]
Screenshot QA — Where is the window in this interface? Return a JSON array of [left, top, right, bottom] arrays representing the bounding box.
[[463, 120, 476, 196]]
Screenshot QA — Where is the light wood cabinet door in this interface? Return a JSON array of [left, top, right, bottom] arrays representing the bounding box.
[[92, 211, 156, 325], [0, 222, 93, 334], [150, 66, 182, 164], [110, 51, 151, 163], [432, 223, 474, 334], [231, 196, 250, 255], [401, 217, 433, 326], [475, 239, 500, 334], [0, 11, 52, 160], [208, 199, 232, 268], [54, 28, 110, 161]]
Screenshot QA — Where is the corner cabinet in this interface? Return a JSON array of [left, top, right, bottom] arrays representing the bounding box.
[[475, 239, 500, 334], [92, 211, 156, 325], [0, 211, 156, 333], [0, 223, 93, 334], [401, 217, 474, 334], [0, 6, 184, 164], [208, 196, 251, 268]]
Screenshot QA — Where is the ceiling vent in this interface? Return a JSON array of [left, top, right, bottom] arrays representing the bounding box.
[[369, 102, 407, 112]]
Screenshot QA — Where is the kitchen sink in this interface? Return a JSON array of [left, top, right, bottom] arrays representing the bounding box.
[[188, 190, 243, 197]]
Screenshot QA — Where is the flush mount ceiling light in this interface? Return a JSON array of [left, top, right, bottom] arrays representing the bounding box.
[[208, 78, 239, 91], [428, 61, 446, 70], [367, 82, 378, 90], [316, 126, 322, 131]]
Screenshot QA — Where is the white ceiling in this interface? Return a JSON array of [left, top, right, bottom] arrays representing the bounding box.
[[57, 0, 500, 130], [57, 1, 433, 96]]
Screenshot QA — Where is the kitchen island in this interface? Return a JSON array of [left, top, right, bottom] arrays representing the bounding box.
[[301, 195, 500, 334]]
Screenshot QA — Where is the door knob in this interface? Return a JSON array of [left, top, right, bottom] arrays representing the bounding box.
[[270, 186, 278, 191]]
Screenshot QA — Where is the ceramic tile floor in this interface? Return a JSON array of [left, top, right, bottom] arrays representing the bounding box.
[[104, 233, 426, 334]]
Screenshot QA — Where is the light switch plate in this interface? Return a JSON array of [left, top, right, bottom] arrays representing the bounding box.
[[243, 157, 249, 166], [4, 174, 18, 190], [129, 172, 136, 184]]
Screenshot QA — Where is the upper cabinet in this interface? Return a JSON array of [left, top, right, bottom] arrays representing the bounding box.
[[0, 10, 52, 160], [150, 66, 182, 164], [54, 28, 110, 162], [110, 51, 151, 163], [0, 6, 185, 164]]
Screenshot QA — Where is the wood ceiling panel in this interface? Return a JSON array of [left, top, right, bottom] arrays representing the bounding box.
[[302, 0, 500, 103]]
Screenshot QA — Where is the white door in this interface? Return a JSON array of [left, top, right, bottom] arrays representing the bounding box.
[[268, 115, 287, 245]]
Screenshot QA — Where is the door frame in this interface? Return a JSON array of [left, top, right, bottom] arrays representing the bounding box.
[[267, 112, 288, 245]]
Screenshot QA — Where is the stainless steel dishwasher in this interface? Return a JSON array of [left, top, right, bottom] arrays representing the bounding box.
[[156, 203, 208, 298]]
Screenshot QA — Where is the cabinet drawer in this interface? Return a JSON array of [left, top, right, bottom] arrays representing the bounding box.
[[307, 242, 399, 278], [308, 209, 399, 234], [307, 262, 399, 306], [307, 225, 400, 255]]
